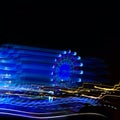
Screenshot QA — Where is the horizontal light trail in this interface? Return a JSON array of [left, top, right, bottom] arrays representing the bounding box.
[[2, 44, 63, 53], [1, 51, 60, 58], [0, 44, 84, 89]]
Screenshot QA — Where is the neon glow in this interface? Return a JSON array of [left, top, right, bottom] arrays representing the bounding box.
[[0, 44, 83, 91], [0, 44, 113, 119], [51, 50, 83, 88]]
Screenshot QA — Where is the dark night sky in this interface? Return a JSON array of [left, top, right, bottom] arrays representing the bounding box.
[[0, 4, 120, 85]]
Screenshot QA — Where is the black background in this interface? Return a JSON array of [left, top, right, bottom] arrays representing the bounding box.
[[0, 3, 120, 85]]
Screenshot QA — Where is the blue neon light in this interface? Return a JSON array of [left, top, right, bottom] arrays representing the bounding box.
[[51, 50, 83, 88], [0, 44, 110, 119], [0, 44, 83, 90]]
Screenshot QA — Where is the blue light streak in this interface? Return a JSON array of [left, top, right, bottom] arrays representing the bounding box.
[[0, 44, 83, 91], [0, 44, 109, 119], [0, 95, 98, 113]]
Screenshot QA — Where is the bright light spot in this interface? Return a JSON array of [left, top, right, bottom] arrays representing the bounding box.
[[63, 51, 67, 54], [51, 72, 53, 75], [5, 74, 11, 78], [48, 96, 53, 102], [61, 79, 64, 81], [50, 78, 53, 81], [4, 67, 9, 70], [58, 54, 62, 57], [73, 52, 77, 56], [0, 74, 11, 78], [8, 81, 12, 84], [68, 50, 71, 53], [79, 63, 83, 67], [55, 59, 57, 62], [80, 70, 84, 74], [52, 65, 55, 69], [78, 78, 81, 82], [48, 91, 54, 95], [77, 56, 81, 60], [4, 85, 9, 88]]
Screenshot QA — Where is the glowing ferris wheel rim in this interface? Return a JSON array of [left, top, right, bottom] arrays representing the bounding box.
[[51, 50, 83, 87]]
